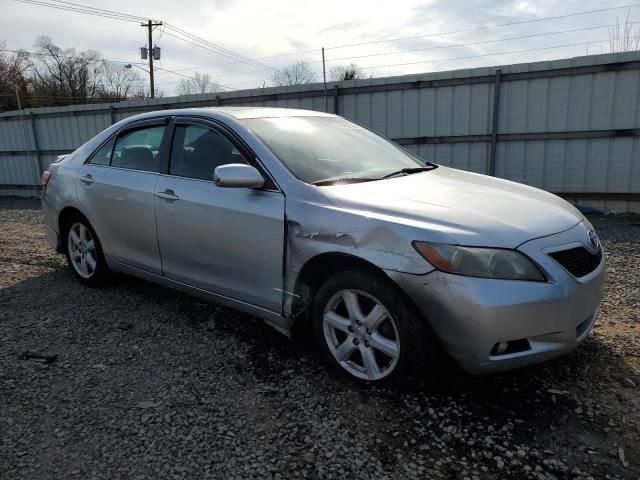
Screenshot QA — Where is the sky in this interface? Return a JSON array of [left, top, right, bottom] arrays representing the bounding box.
[[0, 0, 637, 95]]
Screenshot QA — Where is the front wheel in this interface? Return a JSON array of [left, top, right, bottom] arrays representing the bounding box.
[[312, 269, 435, 384], [64, 215, 110, 287]]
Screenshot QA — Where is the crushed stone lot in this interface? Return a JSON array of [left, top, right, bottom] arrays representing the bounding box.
[[0, 197, 639, 480]]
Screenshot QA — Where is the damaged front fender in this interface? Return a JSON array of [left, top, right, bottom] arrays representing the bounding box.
[[282, 198, 452, 317]]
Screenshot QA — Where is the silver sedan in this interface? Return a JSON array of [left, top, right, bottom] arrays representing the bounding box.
[[41, 107, 605, 384]]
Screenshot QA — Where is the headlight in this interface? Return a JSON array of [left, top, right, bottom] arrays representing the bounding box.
[[413, 241, 545, 281]]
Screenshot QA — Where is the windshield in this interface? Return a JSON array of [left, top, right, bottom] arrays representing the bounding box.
[[242, 116, 426, 184]]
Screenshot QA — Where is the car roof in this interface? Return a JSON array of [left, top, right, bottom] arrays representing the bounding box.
[[206, 107, 334, 119], [125, 107, 335, 122]]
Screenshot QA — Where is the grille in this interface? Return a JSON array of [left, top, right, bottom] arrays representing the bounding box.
[[548, 246, 602, 278]]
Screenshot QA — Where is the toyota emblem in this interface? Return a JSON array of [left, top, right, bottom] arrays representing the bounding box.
[[587, 229, 599, 250]]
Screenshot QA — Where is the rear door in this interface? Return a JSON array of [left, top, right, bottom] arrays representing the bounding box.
[[76, 119, 169, 275], [154, 117, 285, 312]]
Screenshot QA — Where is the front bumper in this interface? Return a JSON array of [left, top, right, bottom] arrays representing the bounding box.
[[386, 222, 605, 375]]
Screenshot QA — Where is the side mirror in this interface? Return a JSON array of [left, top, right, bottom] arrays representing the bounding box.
[[213, 164, 265, 189]]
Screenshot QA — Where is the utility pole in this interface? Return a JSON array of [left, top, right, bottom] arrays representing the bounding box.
[[15, 86, 22, 110], [142, 20, 162, 98], [322, 47, 327, 112]]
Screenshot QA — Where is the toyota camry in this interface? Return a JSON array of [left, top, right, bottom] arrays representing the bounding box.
[[41, 107, 605, 384]]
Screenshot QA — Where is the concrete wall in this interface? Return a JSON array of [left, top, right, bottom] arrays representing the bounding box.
[[1, 51, 639, 212]]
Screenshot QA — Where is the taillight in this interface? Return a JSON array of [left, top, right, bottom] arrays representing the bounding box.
[[41, 170, 52, 189]]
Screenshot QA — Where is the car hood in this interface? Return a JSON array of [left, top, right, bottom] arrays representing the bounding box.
[[319, 166, 583, 248]]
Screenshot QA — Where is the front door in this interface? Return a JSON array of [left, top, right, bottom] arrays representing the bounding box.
[[154, 119, 285, 312]]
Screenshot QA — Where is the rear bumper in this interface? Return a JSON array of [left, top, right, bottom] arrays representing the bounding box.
[[44, 224, 61, 253], [42, 199, 62, 253], [386, 222, 606, 375]]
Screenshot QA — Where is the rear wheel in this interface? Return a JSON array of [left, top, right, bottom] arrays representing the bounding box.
[[64, 215, 110, 286], [312, 269, 435, 384]]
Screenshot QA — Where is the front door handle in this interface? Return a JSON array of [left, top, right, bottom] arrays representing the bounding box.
[[80, 174, 95, 184], [156, 190, 179, 201]]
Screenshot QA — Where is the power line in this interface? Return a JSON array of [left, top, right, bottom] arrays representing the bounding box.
[[162, 23, 277, 72], [161, 30, 243, 62], [199, 38, 613, 89], [169, 48, 320, 73], [161, 30, 279, 76], [41, 0, 146, 20], [320, 21, 634, 64], [156, 24, 166, 43], [13, 0, 636, 78], [164, 23, 275, 70], [0, 48, 233, 94], [0, 48, 146, 65], [154, 66, 234, 91], [10, 0, 636, 92], [10, 0, 275, 74], [156, 36, 609, 93], [155, 63, 271, 81], [323, 3, 640, 50], [160, 3, 640, 75], [161, 30, 276, 75], [154, 74, 271, 91], [168, 20, 631, 76], [357, 38, 612, 72], [164, 3, 640, 73], [11, 0, 143, 22], [216, 38, 611, 88]]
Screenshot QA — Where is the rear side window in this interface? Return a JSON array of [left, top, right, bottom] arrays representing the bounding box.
[[170, 124, 248, 181], [111, 125, 166, 172], [89, 137, 115, 166]]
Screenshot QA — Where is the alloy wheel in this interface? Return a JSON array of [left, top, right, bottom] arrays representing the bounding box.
[[67, 222, 97, 279], [322, 289, 400, 381]]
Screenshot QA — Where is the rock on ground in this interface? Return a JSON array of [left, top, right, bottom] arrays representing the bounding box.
[[0, 197, 639, 479]]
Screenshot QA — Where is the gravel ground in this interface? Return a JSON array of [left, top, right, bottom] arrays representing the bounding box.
[[0, 197, 638, 480]]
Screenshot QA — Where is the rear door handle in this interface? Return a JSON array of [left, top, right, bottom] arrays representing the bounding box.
[[156, 190, 179, 201], [80, 174, 95, 184]]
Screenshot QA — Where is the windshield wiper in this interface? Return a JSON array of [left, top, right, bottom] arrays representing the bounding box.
[[312, 177, 378, 186], [379, 165, 437, 180], [312, 164, 437, 185]]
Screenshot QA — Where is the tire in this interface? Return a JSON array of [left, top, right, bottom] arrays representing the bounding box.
[[63, 213, 110, 287], [311, 268, 435, 385]]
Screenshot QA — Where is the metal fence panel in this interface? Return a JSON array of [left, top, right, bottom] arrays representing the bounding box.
[[0, 155, 39, 185], [1, 51, 639, 211], [0, 117, 31, 151]]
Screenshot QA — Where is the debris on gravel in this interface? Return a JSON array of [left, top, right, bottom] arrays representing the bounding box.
[[0, 197, 639, 479]]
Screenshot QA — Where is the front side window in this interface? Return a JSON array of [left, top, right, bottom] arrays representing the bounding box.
[[170, 124, 247, 181], [111, 125, 166, 172], [241, 116, 425, 184]]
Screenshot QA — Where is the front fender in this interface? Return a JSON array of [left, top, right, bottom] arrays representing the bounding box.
[[282, 198, 444, 315]]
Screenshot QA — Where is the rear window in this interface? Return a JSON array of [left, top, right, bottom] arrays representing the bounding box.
[[111, 126, 166, 172], [88, 137, 115, 166]]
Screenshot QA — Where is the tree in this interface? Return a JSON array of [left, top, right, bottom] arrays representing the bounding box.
[[271, 61, 316, 86], [176, 72, 222, 95], [609, 11, 640, 53], [100, 61, 144, 100], [329, 63, 367, 81], [0, 41, 28, 111], [26, 36, 146, 107], [29, 36, 105, 104], [2, 37, 158, 110]]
